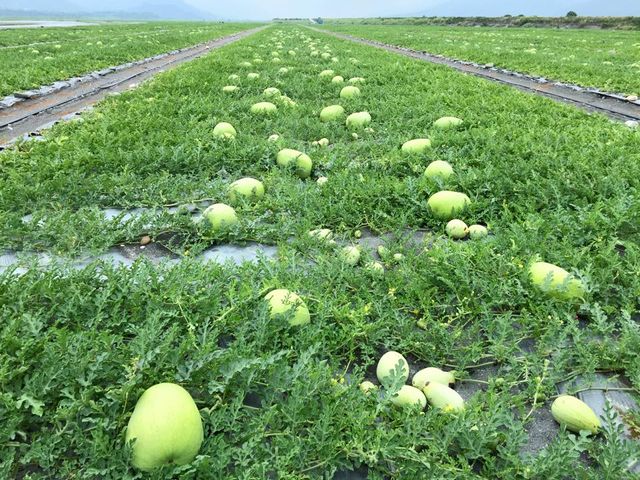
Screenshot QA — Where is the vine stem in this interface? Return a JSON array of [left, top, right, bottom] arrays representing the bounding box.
[[162, 198, 216, 208], [263, 432, 288, 437], [557, 369, 620, 384], [215, 286, 273, 325], [342, 359, 352, 378], [104, 197, 215, 211], [524, 359, 550, 421], [299, 458, 333, 473], [444, 359, 497, 370], [459, 378, 489, 385]]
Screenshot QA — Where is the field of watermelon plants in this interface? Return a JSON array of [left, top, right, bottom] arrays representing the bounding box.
[[321, 23, 640, 96], [0, 22, 256, 97], [1, 25, 640, 478]]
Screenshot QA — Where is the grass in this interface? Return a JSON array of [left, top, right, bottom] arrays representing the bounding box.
[[320, 24, 640, 95], [320, 16, 640, 30], [0, 25, 639, 478], [0, 22, 258, 97]]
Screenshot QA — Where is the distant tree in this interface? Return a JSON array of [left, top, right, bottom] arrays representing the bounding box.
[[566, 11, 578, 17], [315, 17, 324, 24]]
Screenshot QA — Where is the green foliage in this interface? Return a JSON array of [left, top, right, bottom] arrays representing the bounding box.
[[321, 24, 640, 94], [323, 16, 640, 30], [0, 22, 258, 96], [0, 25, 639, 478]]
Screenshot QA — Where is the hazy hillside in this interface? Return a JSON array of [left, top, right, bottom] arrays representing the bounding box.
[[0, 0, 215, 20]]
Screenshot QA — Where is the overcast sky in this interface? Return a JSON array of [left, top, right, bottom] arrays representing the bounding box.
[[184, 0, 638, 20], [5, 0, 638, 19], [187, 0, 440, 18]]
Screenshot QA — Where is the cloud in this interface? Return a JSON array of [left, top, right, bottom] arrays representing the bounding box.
[[187, 0, 441, 20]]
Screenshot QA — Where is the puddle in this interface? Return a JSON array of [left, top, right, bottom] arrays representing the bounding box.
[[1, 249, 134, 273], [47, 205, 203, 223], [71, 248, 136, 270], [102, 207, 159, 222], [22, 207, 161, 225], [201, 243, 278, 265], [0, 21, 98, 30], [0, 252, 22, 272], [0, 251, 53, 272], [0, 241, 278, 275], [356, 227, 430, 256], [102, 208, 126, 221]]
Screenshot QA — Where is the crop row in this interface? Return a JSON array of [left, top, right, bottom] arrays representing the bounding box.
[[321, 24, 640, 95], [1, 25, 639, 477], [321, 16, 640, 30], [0, 22, 257, 97]]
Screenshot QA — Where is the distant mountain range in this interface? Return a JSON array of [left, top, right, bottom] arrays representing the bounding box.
[[0, 0, 215, 20], [415, 0, 640, 17]]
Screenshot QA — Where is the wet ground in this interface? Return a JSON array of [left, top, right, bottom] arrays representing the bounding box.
[[0, 20, 98, 29], [2, 212, 639, 473]]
